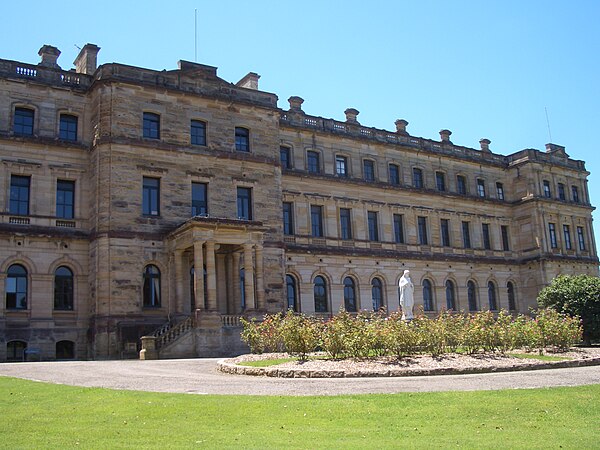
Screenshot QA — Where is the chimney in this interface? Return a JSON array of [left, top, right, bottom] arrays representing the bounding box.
[[38, 45, 61, 69], [345, 108, 360, 124], [545, 143, 568, 157], [74, 43, 100, 75], [479, 138, 491, 152], [439, 129, 452, 143], [288, 96, 304, 112], [236, 72, 260, 90], [395, 119, 409, 135]]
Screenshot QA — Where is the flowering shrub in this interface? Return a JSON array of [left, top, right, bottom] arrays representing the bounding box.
[[240, 307, 582, 359]]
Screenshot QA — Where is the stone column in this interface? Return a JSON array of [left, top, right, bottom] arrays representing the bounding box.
[[206, 241, 217, 310], [232, 251, 241, 313], [173, 250, 185, 314], [226, 253, 234, 314], [255, 244, 265, 310], [244, 243, 256, 310], [193, 240, 205, 310]]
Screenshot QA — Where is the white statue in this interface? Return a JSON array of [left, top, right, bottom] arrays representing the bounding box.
[[398, 269, 414, 321]]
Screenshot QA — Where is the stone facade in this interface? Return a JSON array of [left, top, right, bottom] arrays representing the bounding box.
[[0, 44, 597, 361]]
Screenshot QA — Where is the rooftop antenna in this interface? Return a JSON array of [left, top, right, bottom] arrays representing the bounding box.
[[545, 106, 553, 142], [74, 44, 82, 51], [194, 8, 198, 62]]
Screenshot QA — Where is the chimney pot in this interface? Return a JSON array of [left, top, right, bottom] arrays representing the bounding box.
[[439, 129, 452, 143], [73, 43, 100, 75], [479, 138, 491, 152], [38, 45, 61, 69], [288, 96, 304, 112], [344, 108, 360, 124], [395, 119, 409, 134]]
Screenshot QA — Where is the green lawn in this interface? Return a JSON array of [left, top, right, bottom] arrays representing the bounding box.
[[1, 377, 598, 449]]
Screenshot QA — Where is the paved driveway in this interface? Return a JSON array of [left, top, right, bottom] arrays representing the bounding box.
[[0, 359, 599, 396]]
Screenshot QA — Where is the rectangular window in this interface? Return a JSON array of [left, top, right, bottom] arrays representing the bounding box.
[[237, 187, 252, 220], [388, 164, 400, 186], [501, 225, 510, 251], [191, 182, 207, 216], [280, 146, 291, 169], [142, 177, 160, 216], [367, 211, 379, 241], [496, 182, 505, 200], [143, 112, 160, 139], [577, 226, 586, 251], [457, 175, 467, 195], [462, 221, 471, 248], [363, 160, 375, 182], [311, 205, 323, 237], [191, 120, 207, 146], [14, 107, 34, 136], [571, 185, 580, 203], [543, 180, 551, 198], [563, 225, 572, 250], [418, 216, 428, 245], [558, 183, 566, 201], [307, 151, 320, 174], [413, 168, 423, 188], [235, 127, 250, 152], [482, 223, 491, 250], [335, 155, 348, 177], [339, 208, 352, 240], [435, 172, 446, 192], [9, 175, 30, 215], [283, 202, 294, 235], [59, 114, 78, 141], [440, 219, 450, 247], [549, 223, 557, 248], [56, 180, 75, 219], [393, 214, 404, 244], [477, 179, 486, 197]]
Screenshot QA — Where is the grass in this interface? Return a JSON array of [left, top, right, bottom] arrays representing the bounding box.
[[508, 353, 573, 362], [1, 377, 599, 448], [239, 357, 297, 367]]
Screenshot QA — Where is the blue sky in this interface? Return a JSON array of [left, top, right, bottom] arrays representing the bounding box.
[[2, 0, 600, 242]]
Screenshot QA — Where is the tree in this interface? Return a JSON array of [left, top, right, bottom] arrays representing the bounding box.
[[537, 274, 600, 345]]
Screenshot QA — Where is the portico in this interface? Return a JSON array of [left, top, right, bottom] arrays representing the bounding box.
[[168, 217, 267, 325]]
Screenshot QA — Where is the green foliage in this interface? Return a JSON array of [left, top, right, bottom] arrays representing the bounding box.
[[243, 307, 582, 359], [279, 311, 320, 360], [538, 274, 600, 343]]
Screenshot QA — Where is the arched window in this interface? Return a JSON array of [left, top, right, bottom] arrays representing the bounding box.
[[467, 281, 478, 311], [54, 266, 74, 310], [6, 264, 27, 310], [488, 281, 498, 311], [507, 282, 516, 311], [56, 340, 75, 359], [423, 279, 433, 311], [445, 280, 456, 310], [343, 277, 357, 312], [7, 340, 27, 361], [143, 265, 161, 307], [371, 278, 383, 311], [286, 275, 299, 312], [314, 276, 328, 313]]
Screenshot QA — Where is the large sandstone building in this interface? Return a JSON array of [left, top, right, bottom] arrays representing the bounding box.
[[0, 44, 597, 361]]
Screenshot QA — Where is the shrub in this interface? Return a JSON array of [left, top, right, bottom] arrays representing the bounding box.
[[538, 274, 600, 344], [240, 313, 283, 354], [383, 312, 420, 358], [534, 308, 582, 352], [321, 310, 353, 359], [280, 311, 320, 360]]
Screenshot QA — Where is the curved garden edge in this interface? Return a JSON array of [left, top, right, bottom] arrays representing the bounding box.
[[217, 351, 600, 378]]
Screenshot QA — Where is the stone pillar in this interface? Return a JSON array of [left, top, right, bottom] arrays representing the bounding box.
[[216, 253, 227, 314], [255, 244, 265, 310], [139, 336, 158, 360], [205, 241, 217, 310], [174, 250, 184, 313], [226, 253, 234, 314], [232, 251, 241, 313], [244, 243, 256, 310], [193, 240, 205, 310]]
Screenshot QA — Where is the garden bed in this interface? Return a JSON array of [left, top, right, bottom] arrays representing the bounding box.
[[218, 348, 600, 378]]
